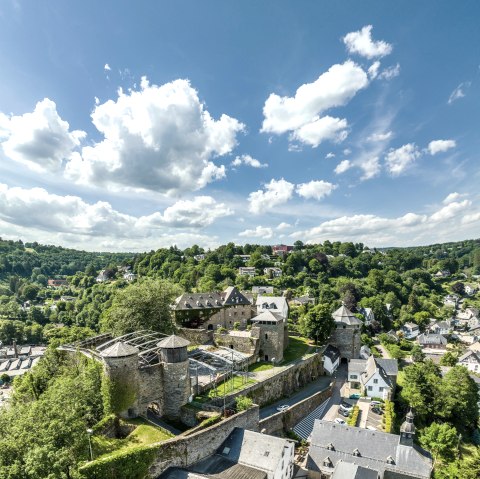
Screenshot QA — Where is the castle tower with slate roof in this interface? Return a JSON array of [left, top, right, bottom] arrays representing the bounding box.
[[329, 304, 362, 360]]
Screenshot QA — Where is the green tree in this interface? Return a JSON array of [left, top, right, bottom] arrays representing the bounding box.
[[439, 351, 458, 367], [101, 278, 181, 335], [420, 422, 459, 465], [411, 344, 425, 362], [298, 303, 335, 343]]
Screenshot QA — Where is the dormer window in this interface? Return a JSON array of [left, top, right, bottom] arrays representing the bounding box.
[[353, 448, 361, 457], [323, 456, 333, 468], [326, 443, 335, 451], [386, 456, 395, 465]]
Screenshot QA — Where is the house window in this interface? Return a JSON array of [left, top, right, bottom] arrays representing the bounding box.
[[379, 387, 384, 392], [368, 386, 373, 391], [350, 374, 358, 379], [373, 379, 378, 384]]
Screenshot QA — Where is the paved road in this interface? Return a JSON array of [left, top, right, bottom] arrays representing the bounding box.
[[375, 343, 392, 359], [259, 375, 332, 419]]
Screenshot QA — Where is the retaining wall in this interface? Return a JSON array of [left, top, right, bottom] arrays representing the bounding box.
[[259, 384, 333, 435], [210, 352, 325, 408]]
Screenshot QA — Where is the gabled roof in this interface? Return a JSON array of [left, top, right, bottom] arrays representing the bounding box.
[[376, 358, 399, 376], [100, 341, 139, 358], [332, 305, 362, 326], [348, 358, 367, 374], [255, 295, 288, 311], [307, 420, 432, 479], [222, 287, 251, 306], [331, 462, 378, 479], [323, 345, 340, 363], [363, 356, 393, 387], [458, 350, 480, 363], [417, 334, 447, 345], [157, 335, 190, 349]]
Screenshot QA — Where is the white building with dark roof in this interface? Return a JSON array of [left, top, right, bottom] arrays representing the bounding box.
[[323, 345, 340, 375], [306, 412, 432, 479], [458, 349, 480, 373], [256, 296, 289, 321]]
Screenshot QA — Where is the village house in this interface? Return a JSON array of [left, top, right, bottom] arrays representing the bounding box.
[[306, 411, 432, 479], [347, 355, 398, 399], [95, 270, 110, 282], [416, 334, 448, 354], [238, 266, 256, 277], [434, 270, 451, 279], [47, 278, 68, 288], [272, 244, 293, 256], [401, 322, 420, 339], [235, 254, 251, 263], [465, 284, 478, 296], [289, 296, 316, 307], [358, 307, 375, 326], [123, 272, 136, 281], [263, 267, 282, 278], [322, 345, 340, 375], [252, 286, 274, 295], [428, 319, 452, 336], [193, 254, 206, 261], [458, 350, 480, 373]]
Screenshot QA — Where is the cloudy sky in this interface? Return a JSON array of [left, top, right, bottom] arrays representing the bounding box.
[[0, 1, 479, 251]]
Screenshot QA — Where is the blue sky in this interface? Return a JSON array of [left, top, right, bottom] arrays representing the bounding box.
[[0, 0, 479, 251]]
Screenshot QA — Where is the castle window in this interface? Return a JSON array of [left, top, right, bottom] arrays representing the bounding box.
[[265, 334, 268, 340]]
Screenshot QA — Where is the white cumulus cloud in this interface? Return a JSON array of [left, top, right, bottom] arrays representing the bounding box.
[[385, 143, 421, 176], [0, 98, 85, 172], [261, 61, 369, 147], [378, 63, 400, 80], [343, 25, 392, 59], [427, 139, 456, 155], [359, 156, 381, 180], [296, 180, 337, 200], [231, 154, 268, 168], [443, 192, 463, 204], [334, 159, 352, 174], [248, 178, 295, 214], [276, 222, 292, 231], [65, 77, 244, 195], [238, 226, 274, 239]]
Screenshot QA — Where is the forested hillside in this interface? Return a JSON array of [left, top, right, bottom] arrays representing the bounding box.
[[0, 237, 480, 346]]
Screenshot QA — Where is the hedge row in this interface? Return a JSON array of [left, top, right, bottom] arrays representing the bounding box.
[[383, 400, 395, 433], [348, 405, 360, 426]]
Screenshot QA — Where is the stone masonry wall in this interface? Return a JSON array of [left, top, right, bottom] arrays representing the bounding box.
[[259, 384, 333, 435], [213, 331, 259, 356], [178, 327, 213, 345], [330, 325, 361, 359], [210, 352, 325, 408], [148, 405, 260, 477], [162, 360, 191, 419], [138, 364, 164, 416]]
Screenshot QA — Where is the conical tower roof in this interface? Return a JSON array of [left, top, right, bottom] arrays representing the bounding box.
[[157, 334, 190, 349], [332, 304, 362, 326], [100, 341, 139, 358]]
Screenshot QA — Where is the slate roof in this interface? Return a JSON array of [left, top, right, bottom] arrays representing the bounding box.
[[332, 305, 363, 326], [307, 420, 432, 479], [363, 356, 393, 388], [100, 341, 139, 358], [458, 350, 480, 363], [157, 335, 190, 349], [417, 334, 447, 346], [376, 358, 399, 377], [173, 287, 251, 311], [251, 310, 283, 323], [221, 287, 251, 306], [323, 345, 340, 363], [256, 295, 288, 312], [348, 359, 367, 374], [217, 428, 292, 476], [331, 461, 378, 479]]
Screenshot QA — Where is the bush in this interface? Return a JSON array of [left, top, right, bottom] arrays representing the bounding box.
[[197, 414, 221, 429], [235, 395, 253, 411], [348, 405, 360, 426], [233, 322, 240, 330], [383, 400, 395, 433]]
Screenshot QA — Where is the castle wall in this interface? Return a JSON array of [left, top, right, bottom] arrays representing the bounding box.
[[178, 327, 213, 345], [147, 406, 260, 478], [213, 331, 259, 356], [209, 352, 325, 408], [138, 364, 164, 416]]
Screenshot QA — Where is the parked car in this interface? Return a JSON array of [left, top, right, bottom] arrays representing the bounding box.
[[334, 418, 346, 425], [370, 401, 382, 406], [340, 402, 353, 412], [276, 404, 290, 412], [371, 407, 384, 415], [349, 393, 361, 399], [339, 408, 350, 417]]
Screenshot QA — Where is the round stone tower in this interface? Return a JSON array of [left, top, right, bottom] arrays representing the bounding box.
[[100, 341, 140, 418], [158, 334, 191, 420]]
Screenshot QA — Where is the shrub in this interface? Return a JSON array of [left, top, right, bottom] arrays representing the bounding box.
[[383, 400, 395, 433], [235, 395, 253, 412], [348, 405, 360, 426]]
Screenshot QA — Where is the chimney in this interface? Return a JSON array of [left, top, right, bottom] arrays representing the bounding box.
[[12, 340, 18, 358]]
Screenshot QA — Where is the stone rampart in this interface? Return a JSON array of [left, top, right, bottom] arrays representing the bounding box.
[[213, 331, 259, 356], [259, 384, 333, 435], [210, 352, 325, 407], [178, 327, 213, 345], [148, 405, 260, 477], [138, 364, 164, 415]]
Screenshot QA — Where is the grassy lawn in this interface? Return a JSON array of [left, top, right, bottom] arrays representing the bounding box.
[[248, 362, 274, 373], [92, 417, 173, 459], [195, 375, 256, 401], [281, 335, 313, 363]]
